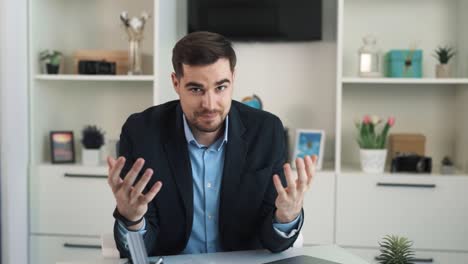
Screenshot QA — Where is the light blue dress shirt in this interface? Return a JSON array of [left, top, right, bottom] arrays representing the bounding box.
[[115, 115, 302, 254]]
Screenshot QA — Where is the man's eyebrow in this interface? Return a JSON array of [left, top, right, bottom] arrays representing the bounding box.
[[215, 79, 230, 86], [185, 82, 204, 88]]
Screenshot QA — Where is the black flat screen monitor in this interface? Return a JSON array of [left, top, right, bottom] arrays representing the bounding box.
[[188, 0, 322, 41]]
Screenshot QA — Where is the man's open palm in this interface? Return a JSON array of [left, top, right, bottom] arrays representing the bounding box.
[[273, 155, 317, 223], [107, 156, 162, 227]]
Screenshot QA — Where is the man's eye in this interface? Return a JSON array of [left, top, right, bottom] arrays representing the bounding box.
[[189, 87, 202, 93], [216, 85, 227, 91]]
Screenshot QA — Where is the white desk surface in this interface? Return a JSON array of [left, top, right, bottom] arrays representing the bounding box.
[[59, 245, 369, 264]]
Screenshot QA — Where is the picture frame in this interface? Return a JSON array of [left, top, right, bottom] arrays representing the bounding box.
[[292, 129, 325, 170], [50, 131, 75, 163]]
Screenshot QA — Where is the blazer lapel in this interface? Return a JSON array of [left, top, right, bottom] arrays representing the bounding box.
[[163, 104, 193, 244], [219, 104, 247, 237]]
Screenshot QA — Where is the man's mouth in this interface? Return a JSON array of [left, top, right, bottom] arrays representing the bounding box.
[[200, 112, 218, 120]]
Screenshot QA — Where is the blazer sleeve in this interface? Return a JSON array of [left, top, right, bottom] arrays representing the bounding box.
[[113, 116, 161, 258], [258, 116, 304, 252]]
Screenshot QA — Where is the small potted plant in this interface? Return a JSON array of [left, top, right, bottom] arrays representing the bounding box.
[[376, 235, 415, 264], [39, 50, 63, 74], [81, 125, 105, 166], [441, 156, 455, 175], [433, 45, 455, 78], [355, 115, 395, 173]]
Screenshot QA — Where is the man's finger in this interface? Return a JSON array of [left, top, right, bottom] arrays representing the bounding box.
[[107, 156, 116, 187], [108, 156, 125, 190], [141, 181, 163, 204], [284, 163, 297, 197], [131, 169, 154, 201], [296, 157, 308, 192], [107, 156, 116, 171], [273, 174, 287, 198], [305, 155, 317, 187], [122, 158, 145, 190]]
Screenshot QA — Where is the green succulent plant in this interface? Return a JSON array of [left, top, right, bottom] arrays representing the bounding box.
[[433, 46, 455, 64], [39, 50, 62, 66], [377, 235, 415, 264], [442, 156, 453, 166]]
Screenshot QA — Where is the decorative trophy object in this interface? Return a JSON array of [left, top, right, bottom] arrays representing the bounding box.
[[358, 35, 382, 77], [120, 11, 150, 75]]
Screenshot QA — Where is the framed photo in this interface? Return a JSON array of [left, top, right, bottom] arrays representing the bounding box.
[[50, 131, 75, 163], [292, 129, 325, 170]]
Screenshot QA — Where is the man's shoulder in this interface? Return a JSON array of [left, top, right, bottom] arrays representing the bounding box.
[[123, 100, 179, 129]]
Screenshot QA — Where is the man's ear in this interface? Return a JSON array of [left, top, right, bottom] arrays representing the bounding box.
[[171, 72, 180, 95]]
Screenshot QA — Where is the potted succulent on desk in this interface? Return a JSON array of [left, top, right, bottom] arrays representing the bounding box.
[[356, 115, 395, 173], [376, 235, 415, 264], [39, 50, 63, 74], [81, 125, 105, 166], [433, 45, 455, 78]]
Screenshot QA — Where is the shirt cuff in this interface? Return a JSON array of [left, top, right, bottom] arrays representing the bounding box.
[[116, 218, 147, 249], [272, 212, 303, 238]]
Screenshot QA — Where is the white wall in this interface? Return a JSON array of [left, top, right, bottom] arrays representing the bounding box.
[[0, 0, 29, 263], [159, 0, 338, 164], [233, 0, 338, 164]]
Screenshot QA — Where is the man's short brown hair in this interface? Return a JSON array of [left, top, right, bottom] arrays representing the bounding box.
[[172, 31, 237, 78]]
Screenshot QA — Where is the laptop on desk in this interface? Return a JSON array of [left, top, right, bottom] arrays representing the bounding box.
[[126, 232, 340, 264], [126, 232, 163, 264], [263, 255, 341, 264]]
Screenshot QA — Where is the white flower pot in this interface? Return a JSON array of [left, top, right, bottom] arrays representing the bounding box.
[[360, 149, 387, 173], [82, 148, 101, 166], [436, 64, 450, 78], [441, 165, 454, 175]]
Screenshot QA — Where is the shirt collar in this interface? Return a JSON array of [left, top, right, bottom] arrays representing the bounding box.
[[182, 114, 229, 151]]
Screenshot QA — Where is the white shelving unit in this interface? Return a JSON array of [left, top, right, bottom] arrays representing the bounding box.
[[28, 0, 185, 263], [337, 0, 468, 174], [342, 77, 468, 85], [336, 0, 468, 261], [35, 74, 155, 82]]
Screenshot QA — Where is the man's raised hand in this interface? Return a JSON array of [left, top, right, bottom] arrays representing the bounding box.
[[272, 155, 317, 223], [107, 156, 162, 230]]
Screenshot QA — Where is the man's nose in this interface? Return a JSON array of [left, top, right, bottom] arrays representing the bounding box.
[[201, 91, 216, 110]]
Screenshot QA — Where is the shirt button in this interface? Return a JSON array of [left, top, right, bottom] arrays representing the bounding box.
[[207, 182, 212, 188], [208, 215, 212, 219]]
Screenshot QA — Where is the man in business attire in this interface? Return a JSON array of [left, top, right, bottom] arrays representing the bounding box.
[[107, 31, 317, 257]]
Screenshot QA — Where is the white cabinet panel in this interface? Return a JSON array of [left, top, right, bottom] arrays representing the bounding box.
[[30, 235, 103, 264], [346, 247, 468, 264], [302, 172, 335, 245], [336, 173, 468, 251], [30, 165, 115, 236]]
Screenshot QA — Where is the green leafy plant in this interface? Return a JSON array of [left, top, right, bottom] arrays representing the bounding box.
[[355, 115, 395, 149], [377, 235, 415, 264], [433, 46, 455, 64], [39, 50, 62, 66], [81, 125, 105, 149], [441, 156, 453, 166]]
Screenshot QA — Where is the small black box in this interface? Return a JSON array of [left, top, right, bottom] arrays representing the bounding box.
[[78, 60, 116, 75], [391, 154, 432, 173]]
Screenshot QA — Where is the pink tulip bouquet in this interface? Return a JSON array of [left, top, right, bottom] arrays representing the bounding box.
[[355, 115, 395, 149]]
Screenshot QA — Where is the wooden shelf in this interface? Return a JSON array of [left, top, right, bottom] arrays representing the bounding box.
[[342, 77, 468, 85], [35, 74, 155, 82]]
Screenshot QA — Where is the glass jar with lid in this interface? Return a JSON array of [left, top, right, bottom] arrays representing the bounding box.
[[358, 35, 382, 77]]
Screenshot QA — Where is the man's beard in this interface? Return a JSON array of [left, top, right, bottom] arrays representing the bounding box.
[[189, 109, 225, 133]]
